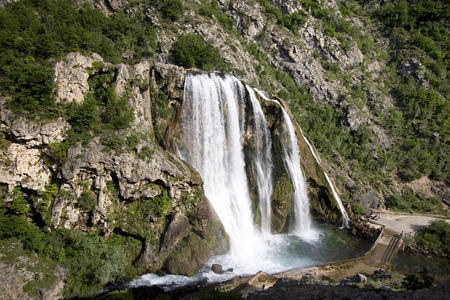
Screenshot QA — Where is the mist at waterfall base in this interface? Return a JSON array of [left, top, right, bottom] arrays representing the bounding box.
[[129, 73, 363, 290]]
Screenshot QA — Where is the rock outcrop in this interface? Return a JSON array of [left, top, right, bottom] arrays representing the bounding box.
[[0, 52, 228, 278], [54, 52, 104, 103]]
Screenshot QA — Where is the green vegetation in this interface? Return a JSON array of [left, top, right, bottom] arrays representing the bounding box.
[[77, 191, 97, 211], [50, 63, 135, 163], [402, 268, 434, 291], [352, 203, 366, 216], [257, 0, 307, 33], [0, 0, 157, 118], [160, 0, 184, 21], [0, 0, 449, 298], [386, 191, 446, 214], [172, 34, 225, 70], [414, 220, 450, 255], [133, 190, 173, 219], [199, 0, 235, 31], [371, 0, 450, 182], [0, 204, 139, 298]]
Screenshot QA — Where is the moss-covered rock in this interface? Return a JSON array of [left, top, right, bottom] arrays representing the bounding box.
[[277, 98, 343, 226], [163, 197, 228, 276]]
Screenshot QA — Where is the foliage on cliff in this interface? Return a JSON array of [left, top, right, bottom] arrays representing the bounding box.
[[0, 0, 449, 297], [0, 0, 156, 116]]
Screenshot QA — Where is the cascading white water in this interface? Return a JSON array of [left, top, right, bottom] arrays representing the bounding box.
[[180, 73, 257, 259], [255, 90, 316, 240], [129, 73, 362, 289], [246, 86, 273, 234], [180, 73, 317, 274], [299, 128, 350, 228]]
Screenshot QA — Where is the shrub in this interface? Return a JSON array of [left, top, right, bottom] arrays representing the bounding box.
[[199, 0, 235, 31], [137, 145, 156, 161], [172, 34, 224, 70], [352, 203, 366, 216], [63, 232, 127, 298], [160, 0, 183, 21], [77, 191, 97, 211], [9, 62, 56, 115], [415, 220, 450, 255], [11, 195, 30, 216], [402, 269, 433, 291], [103, 93, 135, 131], [126, 135, 140, 151], [0, 0, 158, 120]]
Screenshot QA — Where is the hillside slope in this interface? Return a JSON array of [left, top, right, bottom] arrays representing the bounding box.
[[0, 0, 448, 298]]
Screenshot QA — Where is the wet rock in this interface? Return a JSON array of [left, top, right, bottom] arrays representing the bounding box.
[[211, 264, 224, 274]]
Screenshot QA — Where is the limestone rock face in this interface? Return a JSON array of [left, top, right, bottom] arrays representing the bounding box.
[[242, 94, 343, 232], [0, 143, 51, 192], [1, 105, 69, 147], [0, 243, 67, 300], [0, 99, 65, 192], [116, 61, 153, 132], [50, 136, 226, 275], [0, 0, 17, 8], [0, 52, 227, 277], [153, 63, 186, 100], [86, 0, 128, 16], [54, 52, 104, 103], [159, 212, 191, 254]]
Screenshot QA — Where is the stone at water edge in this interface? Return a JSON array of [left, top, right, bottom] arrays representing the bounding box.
[[211, 264, 224, 274]]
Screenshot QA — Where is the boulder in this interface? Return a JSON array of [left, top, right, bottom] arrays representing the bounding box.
[[355, 273, 367, 283], [160, 213, 191, 254], [211, 264, 224, 274]]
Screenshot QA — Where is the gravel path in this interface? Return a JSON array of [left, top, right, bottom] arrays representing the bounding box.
[[371, 210, 450, 234]]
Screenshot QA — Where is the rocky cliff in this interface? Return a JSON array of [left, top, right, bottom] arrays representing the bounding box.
[[0, 52, 227, 280]]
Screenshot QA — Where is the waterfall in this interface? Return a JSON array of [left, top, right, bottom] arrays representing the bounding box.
[[246, 86, 273, 234], [130, 73, 358, 289], [299, 128, 350, 228], [255, 90, 315, 239], [180, 73, 256, 258], [180, 73, 318, 274]]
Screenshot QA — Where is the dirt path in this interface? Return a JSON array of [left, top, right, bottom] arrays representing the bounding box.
[[373, 210, 450, 234]]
